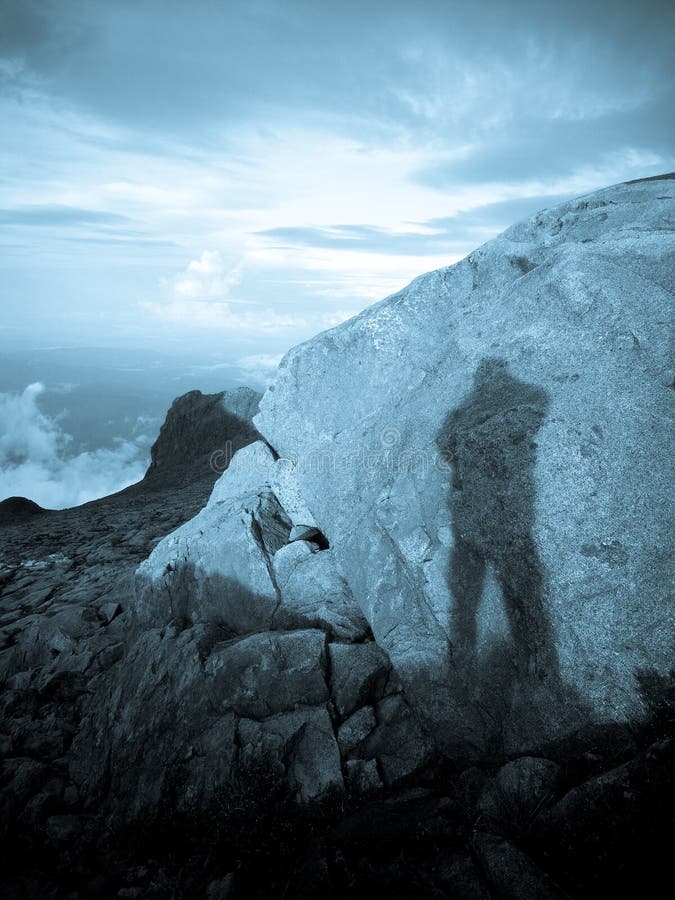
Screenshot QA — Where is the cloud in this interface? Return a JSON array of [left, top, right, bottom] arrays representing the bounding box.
[[412, 99, 675, 189], [1, 0, 674, 358], [236, 353, 284, 386], [150, 296, 308, 333], [147, 250, 312, 334], [172, 250, 242, 300], [257, 224, 438, 256], [256, 194, 578, 257], [0, 383, 150, 509], [2, 0, 674, 137], [0, 205, 132, 226]]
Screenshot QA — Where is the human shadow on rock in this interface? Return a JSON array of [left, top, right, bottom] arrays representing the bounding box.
[[437, 358, 573, 750]]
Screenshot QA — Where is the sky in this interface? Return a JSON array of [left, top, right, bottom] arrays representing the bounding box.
[[0, 0, 674, 506], [2, 0, 674, 364]]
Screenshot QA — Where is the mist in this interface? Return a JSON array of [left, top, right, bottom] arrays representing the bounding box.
[[0, 382, 150, 508]]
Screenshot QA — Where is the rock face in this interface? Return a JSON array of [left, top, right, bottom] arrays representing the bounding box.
[[135, 441, 371, 641], [124, 439, 428, 810], [1, 382, 429, 836], [102, 177, 673, 817], [145, 386, 262, 483], [254, 176, 675, 756]]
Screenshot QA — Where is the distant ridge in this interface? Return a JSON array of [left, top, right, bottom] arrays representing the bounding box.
[[623, 171, 675, 184], [0, 495, 46, 525]]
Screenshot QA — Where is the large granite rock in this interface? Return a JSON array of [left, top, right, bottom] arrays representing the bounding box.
[[135, 440, 370, 640], [119, 441, 428, 812], [254, 177, 675, 756], [69, 625, 345, 814]]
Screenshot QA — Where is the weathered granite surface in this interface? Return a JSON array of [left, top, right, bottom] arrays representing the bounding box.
[[254, 176, 675, 756]]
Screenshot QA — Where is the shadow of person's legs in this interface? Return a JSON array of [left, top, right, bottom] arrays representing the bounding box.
[[496, 534, 560, 681], [448, 535, 485, 674], [436, 358, 586, 751]]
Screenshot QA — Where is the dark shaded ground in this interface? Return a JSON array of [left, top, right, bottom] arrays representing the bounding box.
[[1, 703, 673, 899]]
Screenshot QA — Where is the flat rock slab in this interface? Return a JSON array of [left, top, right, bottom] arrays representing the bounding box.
[[206, 629, 329, 718], [238, 707, 343, 802]]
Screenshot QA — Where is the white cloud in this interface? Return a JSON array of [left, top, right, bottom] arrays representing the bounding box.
[[0, 384, 150, 509], [172, 250, 242, 299], [148, 296, 308, 333], [144, 249, 318, 334], [236, 353, 284, 386], [4, 34, 672, 359], [0, 383, 60, 464]]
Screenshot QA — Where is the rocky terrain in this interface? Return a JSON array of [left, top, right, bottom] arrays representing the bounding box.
[[1, 178, 673, 898]]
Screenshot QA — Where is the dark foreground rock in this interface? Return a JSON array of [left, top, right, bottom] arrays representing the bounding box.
[[1, 720, 673, 898], [144, 386, 261, 482]]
